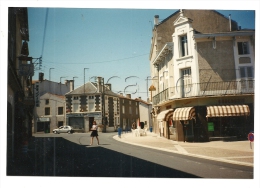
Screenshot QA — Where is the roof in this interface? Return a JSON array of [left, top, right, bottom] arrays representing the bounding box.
[[41, 92, 65, 100], [135, 98, 152, 105], [65, 81, 120, 97]]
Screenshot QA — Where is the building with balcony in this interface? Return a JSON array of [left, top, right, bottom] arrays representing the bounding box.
[[149, 10, 254, 142], [65, 77, 140, 132]]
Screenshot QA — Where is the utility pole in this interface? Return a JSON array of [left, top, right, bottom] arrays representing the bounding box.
[[102, 77, 106, 132]]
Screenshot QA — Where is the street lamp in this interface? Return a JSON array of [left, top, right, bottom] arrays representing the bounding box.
[[84, 68, 89, 95], [60, 76, 66, 83]]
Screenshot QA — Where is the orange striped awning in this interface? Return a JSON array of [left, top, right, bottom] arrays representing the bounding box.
[[172, 107, 195, 121], [157, 109, 174, 121], [206, 105, 250, 117]]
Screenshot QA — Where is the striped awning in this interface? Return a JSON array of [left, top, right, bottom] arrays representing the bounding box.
[[206, 105, 250, 117], [157, 109, 174, 121], [172, 107, 195, 121]]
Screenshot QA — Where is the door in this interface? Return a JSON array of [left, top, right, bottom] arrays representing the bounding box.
[[89, 117, 94, 131]]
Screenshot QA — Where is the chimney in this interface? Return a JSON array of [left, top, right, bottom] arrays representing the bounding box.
[[65, 80, 74, 91], [39, 72, 44, 82], [105, 83, 111, 91], [97, 77, 103, 93], [126, 94, 131, 99], [154, 15, 159, 26]]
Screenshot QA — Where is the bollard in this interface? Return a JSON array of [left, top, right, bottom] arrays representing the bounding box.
[[118, 127, 122, 138]]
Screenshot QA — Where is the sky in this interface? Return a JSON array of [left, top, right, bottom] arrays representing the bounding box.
[[1, 1, 259, 188], [25, 7, 256, 101]]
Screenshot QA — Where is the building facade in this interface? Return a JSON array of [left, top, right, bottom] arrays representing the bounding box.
[[149, 10, 254, 142], [7, 7, 35, 161], [32, 78, 73, 133], [65, 77, 140, 133], [135, 97, 153, 129]]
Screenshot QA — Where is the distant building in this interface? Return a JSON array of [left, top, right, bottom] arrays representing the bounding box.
[[65, 77, 140, 132], [135, 97, 153, 129], [149, 9, 254, 142], [32, 77, 73, 133]]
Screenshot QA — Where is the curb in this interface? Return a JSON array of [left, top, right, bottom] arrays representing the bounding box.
[[113, 135, 253, 167]]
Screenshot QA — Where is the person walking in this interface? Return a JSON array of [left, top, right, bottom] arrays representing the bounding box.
[[90, 121, 100, 145]]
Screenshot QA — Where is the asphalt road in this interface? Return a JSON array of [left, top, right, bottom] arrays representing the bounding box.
[[9, 132, 253, 178]]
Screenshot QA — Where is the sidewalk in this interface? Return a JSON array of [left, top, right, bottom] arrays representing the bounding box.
[[113, 131, 254, 167]]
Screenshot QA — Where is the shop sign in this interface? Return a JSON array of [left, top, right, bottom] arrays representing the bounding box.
[[34, 82, 40, 107], [208, 122, 214, 131], [218, 98, 245, 105], [37, 117, 50, 122]]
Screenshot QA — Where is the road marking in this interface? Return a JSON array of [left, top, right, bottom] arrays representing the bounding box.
[[174, 145, 188, 154]]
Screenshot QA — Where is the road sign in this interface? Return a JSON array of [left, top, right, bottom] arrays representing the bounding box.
[[248, 132, 254, 142]]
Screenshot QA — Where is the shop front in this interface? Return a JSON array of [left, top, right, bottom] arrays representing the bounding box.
[[206, 105, 251, 141], [172, 107, 196, 142]]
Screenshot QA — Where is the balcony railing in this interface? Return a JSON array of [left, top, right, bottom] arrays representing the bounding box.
[[153, 79, 254, 105]]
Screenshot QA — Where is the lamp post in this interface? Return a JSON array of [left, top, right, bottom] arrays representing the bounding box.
[[60, 76, 66, 83], [84, 68, 89, 95], [49, 68, 54, 81]]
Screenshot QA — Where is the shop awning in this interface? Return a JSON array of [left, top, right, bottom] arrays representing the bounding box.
[[172, 107, 195, 121], [206, 105, 250, 117], [157, 109, 174, 121]]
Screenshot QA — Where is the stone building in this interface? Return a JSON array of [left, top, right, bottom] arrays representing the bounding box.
[[65, 77, 140, 132], [7, 7, 34, 161], [149, 9, 254, 142]]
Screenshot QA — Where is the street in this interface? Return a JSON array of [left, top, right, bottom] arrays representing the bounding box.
[[7, 132, 253, 178]]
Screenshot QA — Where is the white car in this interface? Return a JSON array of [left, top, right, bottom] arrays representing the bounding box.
[[53, 126, 73, 134]]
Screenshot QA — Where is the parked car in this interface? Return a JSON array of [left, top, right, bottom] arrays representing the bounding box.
[[53, 125, 73, 134]]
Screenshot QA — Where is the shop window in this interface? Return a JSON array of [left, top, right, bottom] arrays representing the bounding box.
[[58, 121, 63, 127]]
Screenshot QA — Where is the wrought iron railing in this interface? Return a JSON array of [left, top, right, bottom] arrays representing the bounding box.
[[153, 79, 254, 105]]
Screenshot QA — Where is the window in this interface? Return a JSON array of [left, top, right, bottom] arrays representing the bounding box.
[[129, 106, 132, 114], [45, 99, 49, 105], [182, 68, 192, 94], [88, 101, 95, 112], [180, 35, 188, 57], [73, 96, 79, 100], [122, 105, 125, 114], [237, 42, 249, 55], [240, 66, 254, 90], [136, 107, 138, 115], [45, 107, 50, 115], [240, 66, 253, 78], [89, 96, 94, 99], [58, 107, 63, 115]]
